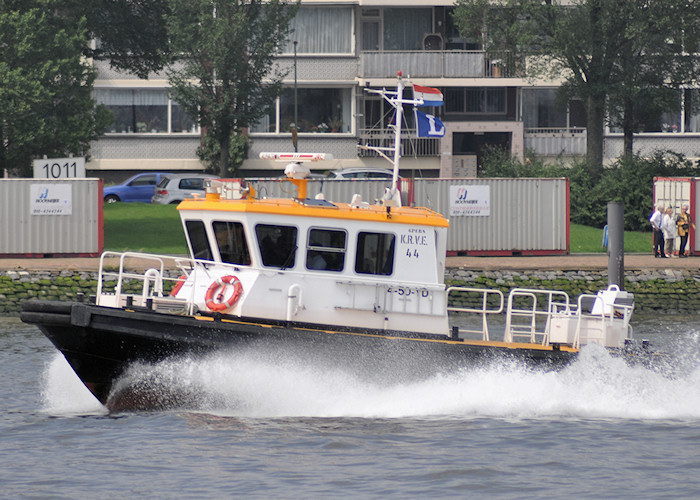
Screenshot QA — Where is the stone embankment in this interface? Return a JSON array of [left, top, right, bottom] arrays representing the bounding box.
[[444, 268, 700, 314], [1, 256, 699, 315]]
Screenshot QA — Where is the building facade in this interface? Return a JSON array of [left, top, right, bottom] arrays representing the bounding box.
[[90, 0, 700, 180]]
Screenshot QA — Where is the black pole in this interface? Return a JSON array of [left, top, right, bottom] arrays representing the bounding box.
[[607, 202, 625, 289]]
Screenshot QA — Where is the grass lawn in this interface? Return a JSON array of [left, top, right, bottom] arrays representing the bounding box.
[[570, 224, 652, 253], [103, 204, 654, 255], [103, 203, 187, 254]]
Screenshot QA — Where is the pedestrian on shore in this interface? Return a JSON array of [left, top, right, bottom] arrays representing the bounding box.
[[662, 206, 676, 257], [676, 204, 695, 257], [650, 204, 666, 258]]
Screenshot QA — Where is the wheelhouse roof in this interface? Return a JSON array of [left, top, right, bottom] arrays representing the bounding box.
[[177, 197, 449, 228]]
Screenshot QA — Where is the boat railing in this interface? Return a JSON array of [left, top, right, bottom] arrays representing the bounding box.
[[446, 287, 505, 341], [504, 288, 572, 345], [97, 251, 203, 313], [571, 293, 634, 349]]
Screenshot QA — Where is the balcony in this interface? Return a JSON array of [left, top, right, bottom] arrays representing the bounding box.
[[524, 128, 587, 156], [357, 128, 440, 158], [360, 50, 518, 79]]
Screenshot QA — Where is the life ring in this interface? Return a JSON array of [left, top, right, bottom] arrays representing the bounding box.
[[205, 275, 243, 312], [169, 275, 187, 297]]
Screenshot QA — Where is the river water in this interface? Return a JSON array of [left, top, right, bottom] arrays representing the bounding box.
[[2, 314, 700, 498]]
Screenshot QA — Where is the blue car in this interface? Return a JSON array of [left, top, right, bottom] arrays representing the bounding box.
[[103, 172, 172, 203]]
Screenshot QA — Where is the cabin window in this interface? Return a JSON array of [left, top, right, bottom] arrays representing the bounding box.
[[355, 232, 395, 276], [306, 228, 346, 272], [256, 224, 298, 268], [213, 221, 251, 266], [185, 220, 213, 261]]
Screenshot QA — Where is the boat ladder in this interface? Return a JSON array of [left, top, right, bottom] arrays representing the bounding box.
[[504, 288, 571, 345]]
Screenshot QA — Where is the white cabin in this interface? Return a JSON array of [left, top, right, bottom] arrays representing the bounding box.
[[170, 179, 451, 336]]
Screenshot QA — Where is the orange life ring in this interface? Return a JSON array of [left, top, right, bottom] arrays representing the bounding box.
[[170, 275, 187, 296], [205, 275, 243, 312]]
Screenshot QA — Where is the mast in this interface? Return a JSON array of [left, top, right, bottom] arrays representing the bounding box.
[[361, 71, 424, 206], [390, 72, 405, 198]]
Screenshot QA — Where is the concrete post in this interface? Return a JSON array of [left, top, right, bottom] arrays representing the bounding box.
[[607, 202, 625, 289]]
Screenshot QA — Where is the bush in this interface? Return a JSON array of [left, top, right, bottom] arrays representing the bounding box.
[[479, 149, 699, 231]]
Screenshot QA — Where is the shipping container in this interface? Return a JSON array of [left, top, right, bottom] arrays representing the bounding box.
[[412, 178, 569, 255], [653, 177, 698, 255], [251, 177, 569, 256], [0, 179, 103, 257]]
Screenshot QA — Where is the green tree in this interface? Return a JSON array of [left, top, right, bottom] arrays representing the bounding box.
[[166, 0, 299, 177], [0, 1, 111, 176], [604, 1, 700, 158], [452, 0, 700, 174], [67, 0, 172, 79]]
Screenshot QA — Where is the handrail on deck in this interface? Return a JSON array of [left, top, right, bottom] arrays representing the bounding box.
[[504, 288, 571, 344], [97, 251, 199, 308], [572, 293, 634, 349], [447, 287, 504, 341]]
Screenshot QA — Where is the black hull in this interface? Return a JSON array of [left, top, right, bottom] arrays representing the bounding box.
[[21, 300, 577, 410]]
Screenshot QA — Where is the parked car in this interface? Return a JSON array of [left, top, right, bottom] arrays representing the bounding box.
[[326, 168, 399, 180], [151, 173, 221, 204], [104, 172, 172, 203]]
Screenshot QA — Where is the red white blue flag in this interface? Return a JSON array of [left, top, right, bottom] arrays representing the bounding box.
[[415, 110, 445, 137], [413, 85, 444, 106]]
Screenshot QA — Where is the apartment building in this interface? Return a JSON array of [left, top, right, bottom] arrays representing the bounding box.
[[90, 0, 700, 180]]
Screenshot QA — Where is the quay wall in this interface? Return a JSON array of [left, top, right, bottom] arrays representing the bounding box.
[[1, 268, 699, 315]]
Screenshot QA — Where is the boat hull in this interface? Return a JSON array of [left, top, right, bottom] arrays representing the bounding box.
[[22, 299, 577, 411]]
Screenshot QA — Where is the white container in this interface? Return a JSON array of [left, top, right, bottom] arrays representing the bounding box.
[[0, 178, 103, 256], [412, 178, 569, 255]]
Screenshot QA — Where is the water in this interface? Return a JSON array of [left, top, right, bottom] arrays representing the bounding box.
[[2, 315, 700, 498]]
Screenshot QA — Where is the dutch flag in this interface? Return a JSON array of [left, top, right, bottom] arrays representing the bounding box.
[[413, 85, 444, 107]]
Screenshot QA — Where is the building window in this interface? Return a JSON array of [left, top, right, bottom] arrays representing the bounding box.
[[171, 102, 198, 133], [445, 88, 506, 114], [306, 228, 346, 272], [185, 220, 213, 261], [521, 88, 566, 128], [256, 224, 298, 269], [213, 221, 251, 266], [685, 89, 700, 133], [520, 88, 590, 129], [383, 8, 432, 51], [355, 232, 395, 276], [251, 87, 352, 134], [607, 90, 681, 133], [282, 6, 353, 54], [94, 88, 198, 134]]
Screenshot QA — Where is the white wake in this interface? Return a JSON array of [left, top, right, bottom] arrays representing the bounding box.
[[42, 339, 700, 420]]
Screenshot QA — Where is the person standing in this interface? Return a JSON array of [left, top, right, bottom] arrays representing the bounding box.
[[662, 206, 676, 257], [650, 204, 665, 257], [676, 204, 695, 257]]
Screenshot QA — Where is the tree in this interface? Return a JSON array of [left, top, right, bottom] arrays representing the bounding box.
[[166, 0, 299, 177], [452, 0, 700, 173], [604, 1, 700, 158], [65, 0, 172, 79], [0, 1, 111, 176]]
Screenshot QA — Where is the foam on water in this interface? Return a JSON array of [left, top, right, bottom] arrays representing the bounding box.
[[42, 338, 700, 420], [41, 355, 107, 415]]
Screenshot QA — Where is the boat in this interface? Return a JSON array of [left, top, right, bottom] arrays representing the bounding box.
[[21, 73, 640, 411]]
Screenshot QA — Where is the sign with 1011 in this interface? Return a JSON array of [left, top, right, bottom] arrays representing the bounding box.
[[32, 157, 86, 179]]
